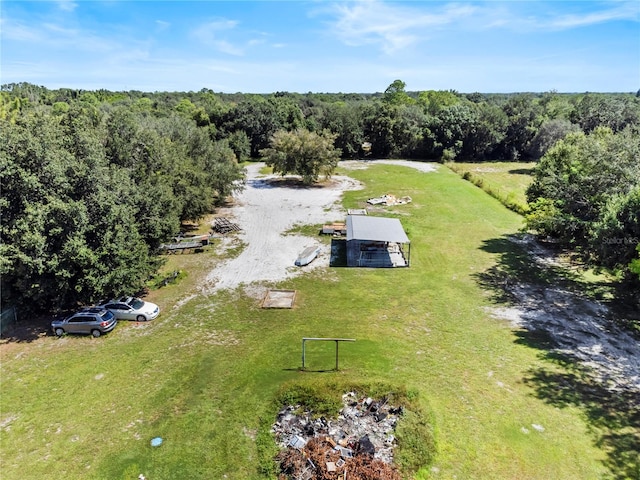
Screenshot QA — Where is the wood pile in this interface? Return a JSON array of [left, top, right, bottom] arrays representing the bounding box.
[[213, 217, 240, 234], [159, 240, 204, 253], [322, 222, 346, 235]]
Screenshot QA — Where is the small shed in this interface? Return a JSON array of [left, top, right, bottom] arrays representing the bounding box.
[[345, 215, 410, 267]]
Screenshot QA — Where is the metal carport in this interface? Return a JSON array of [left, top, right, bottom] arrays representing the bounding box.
[[345, 215, 410, 267]]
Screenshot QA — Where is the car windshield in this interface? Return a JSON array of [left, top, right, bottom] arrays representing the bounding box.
[[99, 310, 114, 320], [128, 298, 145, 310]]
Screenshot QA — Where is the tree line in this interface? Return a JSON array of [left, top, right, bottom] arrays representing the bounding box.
[[1, 81, 638, 311], [1, 88, 244, 311], [526, 127, 640, 287], [4, 80, 639, 162]]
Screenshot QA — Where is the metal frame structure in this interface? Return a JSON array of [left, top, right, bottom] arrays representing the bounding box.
[[301, 337, 356, 370]]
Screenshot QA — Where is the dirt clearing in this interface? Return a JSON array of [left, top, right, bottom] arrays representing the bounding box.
[[203, 162, 361, 293], [486, 235, 640, 397], [203, 161, 436, 294]]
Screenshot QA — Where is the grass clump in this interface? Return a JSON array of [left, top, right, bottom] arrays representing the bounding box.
[[284, 222, 327, 237], [394, 409, 437, 473], [272, 381, 346, 417]]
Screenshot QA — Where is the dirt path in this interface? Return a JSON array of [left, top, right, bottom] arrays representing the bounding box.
[[203, 160, 437, 295], [203, 162, 361, 293]]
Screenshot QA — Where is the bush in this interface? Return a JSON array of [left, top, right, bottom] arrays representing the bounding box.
[[441, 148, 457, 162]]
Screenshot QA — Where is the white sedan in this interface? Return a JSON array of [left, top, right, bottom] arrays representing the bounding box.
[[100, 297, 160, 322]]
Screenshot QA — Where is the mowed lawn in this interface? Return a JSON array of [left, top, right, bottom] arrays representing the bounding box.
[[0, 163, 611, 479], [447, 161, 536, 212]]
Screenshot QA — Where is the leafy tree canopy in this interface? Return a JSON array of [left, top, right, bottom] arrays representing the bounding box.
[[383, 80, 414, 106], [630, 244, 640, 281], [2, 81, 640, 308], [260, 128, 341, 184], [525, 127, 640, 280], [0, 92, 244, 311]]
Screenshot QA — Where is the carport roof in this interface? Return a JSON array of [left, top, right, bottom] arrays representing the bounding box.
[[346, 215, 410, 243]]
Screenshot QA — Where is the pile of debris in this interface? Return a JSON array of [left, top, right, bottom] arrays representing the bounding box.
[[322, 222, 347, 236], [212, 217, 240, 234], [272, 392, 403, 480], [366, 194, 412, 206]]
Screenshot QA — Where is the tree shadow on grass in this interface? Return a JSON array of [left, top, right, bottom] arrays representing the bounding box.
[[477, 235, 620, 305], [475, 234, 640, 479], [508, 167, 535, 175], [0, 313, 54, 343], [520, 351, 640, 480], [249, 177, 331, 190]]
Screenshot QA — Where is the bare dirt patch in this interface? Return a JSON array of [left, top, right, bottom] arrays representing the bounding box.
[[201, 161, 437, 296], [339, 159, 438, 173], [202, 163, 362, 293], [484, 234, 640, 395]]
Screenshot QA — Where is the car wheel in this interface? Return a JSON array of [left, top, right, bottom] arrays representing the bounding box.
[[54, 328, 64, 337], [91, 329, 101, 338], [136, 315, 146, 322]]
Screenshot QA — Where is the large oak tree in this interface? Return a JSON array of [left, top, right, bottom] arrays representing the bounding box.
[[260, 128, 341, 185]]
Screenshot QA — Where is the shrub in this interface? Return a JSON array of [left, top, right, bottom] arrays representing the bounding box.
[[441, 148, 457, 162]]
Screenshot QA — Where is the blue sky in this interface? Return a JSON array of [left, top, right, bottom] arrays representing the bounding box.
[[1, 0, 639, 93]]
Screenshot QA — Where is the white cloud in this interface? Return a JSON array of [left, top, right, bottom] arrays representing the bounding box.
[[321, 1, 477, 54], [191, 18, 245, 55], [0, 18, 44, 42], [2, 17, 113, 53], [546, 1, 639, 29], [476, 0, 640, 32], [213, 39, 244, 56], [155, 20, 171, 31], [320, 0, 640, 54], [38, 22, 133, 54], [42, 22, 80, 36], [2, 0, 637, 93], [247, 38, 266, 47], [56, 0, 78, 12]]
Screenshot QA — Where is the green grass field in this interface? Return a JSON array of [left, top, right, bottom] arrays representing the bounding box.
[[0, 162, 623, 479], [446, 161, 536, 214]]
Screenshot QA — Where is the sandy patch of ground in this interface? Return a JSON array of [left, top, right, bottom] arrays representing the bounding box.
[[201, 160, 638, 397], [340, 159, 439, 173], [202, 161, 437, 294], [486, 235, 640, 395], [203, 163, 361, 292]]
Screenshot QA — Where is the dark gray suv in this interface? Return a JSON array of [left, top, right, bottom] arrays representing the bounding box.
[[51, 308, 117, 337]]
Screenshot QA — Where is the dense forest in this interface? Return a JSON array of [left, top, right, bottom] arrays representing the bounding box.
[[1, 81, 639, 311]]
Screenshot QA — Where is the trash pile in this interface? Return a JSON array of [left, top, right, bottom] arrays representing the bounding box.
[[366, 194, 412, 206], [272, 392, 404, 480]]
